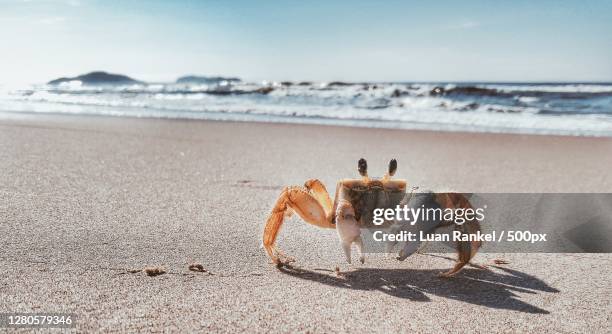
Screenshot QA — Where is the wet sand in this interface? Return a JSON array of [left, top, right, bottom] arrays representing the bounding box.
[[0, 112, 610, 332]]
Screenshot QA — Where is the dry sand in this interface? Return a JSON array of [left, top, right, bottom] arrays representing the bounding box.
[[0, 112, 611, 332]]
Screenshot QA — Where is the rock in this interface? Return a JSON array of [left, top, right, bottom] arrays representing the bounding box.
[[188, 263, 207, 272], [328, 81, 353, 87], [48, 71, 141, 85], [143, 266, 166, 277], [254, 87, 274, 94]]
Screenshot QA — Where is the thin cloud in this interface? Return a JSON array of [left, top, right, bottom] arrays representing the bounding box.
[[18, 0, 81, 5], [38, 16, 66, 24], [445, 21, 481, 30]]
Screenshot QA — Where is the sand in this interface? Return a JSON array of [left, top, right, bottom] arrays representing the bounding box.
[[0, 112, 611, 332]]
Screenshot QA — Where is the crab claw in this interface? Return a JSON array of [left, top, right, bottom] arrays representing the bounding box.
[[336, 200, 365, 264], [397, 240, 421, 261]]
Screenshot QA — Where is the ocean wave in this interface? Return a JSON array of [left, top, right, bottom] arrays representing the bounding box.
[[22, 82, 612, 101], [1, 81, 611, 136], [2, 97, 610, 137], [41, 84, 276, 96], [428, 84, 612, 98], [483, 84, 612, 94]]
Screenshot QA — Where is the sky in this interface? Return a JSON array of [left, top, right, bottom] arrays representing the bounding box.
[[0, 0, 611, 84]]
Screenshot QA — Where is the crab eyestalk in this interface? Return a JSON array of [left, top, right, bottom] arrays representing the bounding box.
[[358, 158, 369, 182], [383, 158, 397, 182]]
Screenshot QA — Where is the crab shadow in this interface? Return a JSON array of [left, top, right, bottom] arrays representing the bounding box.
[[278, 259, 558, 314]]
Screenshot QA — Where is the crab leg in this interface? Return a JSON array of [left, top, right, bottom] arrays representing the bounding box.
[[263, 184, 335, 264], [435, 193, 483, 277], [304, 179, 333, 216]]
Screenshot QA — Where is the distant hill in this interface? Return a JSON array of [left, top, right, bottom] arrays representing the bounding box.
[[176, 75, 241, 84], [48, 71, 141, 85]]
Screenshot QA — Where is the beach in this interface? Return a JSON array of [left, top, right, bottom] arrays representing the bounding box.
[[1, 112, 611, 332]]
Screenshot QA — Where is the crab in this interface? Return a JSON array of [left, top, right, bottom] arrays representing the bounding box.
[[387, 190, 483, 277], [262, 158, 482, 277]]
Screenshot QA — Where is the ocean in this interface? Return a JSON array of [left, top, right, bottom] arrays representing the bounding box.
[[1, 81, 611, 136]]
